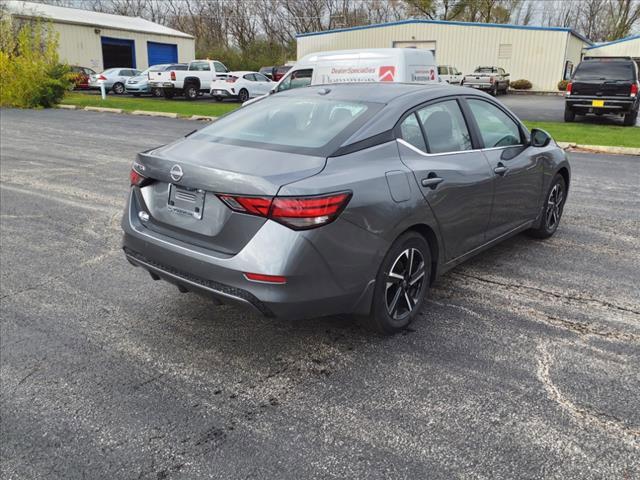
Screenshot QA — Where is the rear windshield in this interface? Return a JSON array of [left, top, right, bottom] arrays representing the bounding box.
[[574, 61, 635, 81], [194, 96, 378, 155], [475, 67, 496, 73]]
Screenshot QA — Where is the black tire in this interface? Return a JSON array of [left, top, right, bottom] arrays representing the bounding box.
[[151, 88, 163, 97], [213, 96, 223, 102], [491, 84, 498, 96], [112, 82, 125, 95], [564, 107, 575, 122], [132, 93, 140, 97], [184, 84, 198, 100], [623, 108, 638, 126], [238, 89, 249, 102], [367, 232, 431, 335], [527, 174, 567, 239], [163, 90, 175, 100]]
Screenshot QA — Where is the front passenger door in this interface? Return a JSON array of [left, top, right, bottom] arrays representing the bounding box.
[[465, 98, 544, 239]]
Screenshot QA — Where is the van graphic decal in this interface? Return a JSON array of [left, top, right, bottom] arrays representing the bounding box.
[[379, 66, 396, 82]]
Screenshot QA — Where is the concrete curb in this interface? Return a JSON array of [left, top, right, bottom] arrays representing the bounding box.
[[60, 105, 218, 122], [190, 115, 218, 121], [84, 106, 123, 113], [131, 110, 178, 118], [557, 142, 640, 156]]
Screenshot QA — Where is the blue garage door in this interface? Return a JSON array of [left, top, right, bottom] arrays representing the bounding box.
[[147, 41, 178, 67]]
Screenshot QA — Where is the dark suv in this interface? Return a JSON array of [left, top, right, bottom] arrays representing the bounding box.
[[565, 57, 639, 126]]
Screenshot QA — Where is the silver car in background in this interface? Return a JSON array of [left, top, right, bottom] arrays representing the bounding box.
[[125, 64, 188, 96], [122, 83, 570, 334], [89, 68, 141, 94]]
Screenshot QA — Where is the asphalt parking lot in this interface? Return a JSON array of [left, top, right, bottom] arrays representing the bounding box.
[[1, 109, 639, 479]]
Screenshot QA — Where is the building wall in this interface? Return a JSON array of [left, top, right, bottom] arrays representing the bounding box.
[[297, 23, 585, 91], [564, 34, 586, 80], [586, 37, 640, 58], [50, 21, 195, 71]]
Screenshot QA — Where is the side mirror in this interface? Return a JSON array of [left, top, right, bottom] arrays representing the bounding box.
[[530, 128, 552, 148]]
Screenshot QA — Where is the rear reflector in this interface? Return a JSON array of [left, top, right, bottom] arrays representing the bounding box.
[[217, 192, 351, 230], [244, 272, 287, 284]]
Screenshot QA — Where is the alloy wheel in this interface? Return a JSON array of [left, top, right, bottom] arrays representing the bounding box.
[[113, 83, 124, 94], [545, 183, 564, 230], [385, 248, 426, 321]]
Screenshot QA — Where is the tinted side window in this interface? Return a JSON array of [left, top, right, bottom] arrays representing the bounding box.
[[399, 113, 427, 152], [254, 73, 270, 82], [278, 69, 313, 91], [467, 99, 522, 148], [213, 62, 227, 73], [438, 66, 447, 75], [417, 100, 472, 154]]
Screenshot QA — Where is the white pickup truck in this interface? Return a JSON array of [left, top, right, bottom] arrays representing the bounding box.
[[150, 59, 229, 100]]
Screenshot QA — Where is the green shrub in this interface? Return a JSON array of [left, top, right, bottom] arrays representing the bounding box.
[[198, 39, 296, 72], [510, 79, 533, 90], [557, 80, 569, 91], [0, 18, 74, 108]]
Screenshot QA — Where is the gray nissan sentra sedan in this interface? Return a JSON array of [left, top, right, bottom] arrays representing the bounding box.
[[122, 83, 570, 334]]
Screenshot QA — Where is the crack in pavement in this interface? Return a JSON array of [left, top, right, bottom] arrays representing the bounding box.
[[536, 341, 640, 450], [452, 272, 640, 315]]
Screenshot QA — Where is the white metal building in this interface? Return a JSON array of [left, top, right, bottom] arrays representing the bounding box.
[[296, 19, 593, 91], [6, 1, 195, 72], [584, 34, 640, 61]]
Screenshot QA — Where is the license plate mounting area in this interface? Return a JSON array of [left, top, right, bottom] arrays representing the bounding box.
[[168, 184, 205, 220]]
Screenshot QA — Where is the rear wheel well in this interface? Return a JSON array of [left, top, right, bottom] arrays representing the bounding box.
[[184, 77, 200, 89], [404, 224, 439, 284]]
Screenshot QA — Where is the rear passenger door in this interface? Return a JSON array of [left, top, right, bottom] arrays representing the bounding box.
[[464, 98, 544, 239], [396, 98, 494, 261]]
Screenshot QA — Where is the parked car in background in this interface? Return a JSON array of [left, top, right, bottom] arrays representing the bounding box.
[[564, 56, 639, 126], [122, 83, 569, 334], [272, 65, 291, 81], [150, 59, 229, 100], [462, 66, 510, 95], [259, 66, 276, 80], [210, 71, 273, 102], [89, 68, 141, 94], [126, 64, 187, 96], [70, 66, 96, 90], [438, 65, 463, 85], [273, 48, 438, 94]]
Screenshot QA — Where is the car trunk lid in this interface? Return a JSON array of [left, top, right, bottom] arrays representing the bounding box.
[[132, 138, 326, 254]]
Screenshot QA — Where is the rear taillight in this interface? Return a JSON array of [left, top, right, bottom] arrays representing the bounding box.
[[566, 82, 572, 95], [129, 163, 148, 187], [631, 83, 638, 97], [170, 71, 176, 81], [98, 75, 106, 81], [226, 76, 238, 83], [217, 192, 351, 230]]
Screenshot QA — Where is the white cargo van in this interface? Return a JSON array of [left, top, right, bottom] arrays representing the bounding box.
[[273, 48, 438, 92]]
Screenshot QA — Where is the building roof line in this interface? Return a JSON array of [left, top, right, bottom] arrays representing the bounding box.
[[295, 18, 593, 45], [584, 34, 640, 50], [6, 0, 194, 39]]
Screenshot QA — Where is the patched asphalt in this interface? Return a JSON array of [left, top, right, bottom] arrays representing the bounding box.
[[1, 108, 639, 479]]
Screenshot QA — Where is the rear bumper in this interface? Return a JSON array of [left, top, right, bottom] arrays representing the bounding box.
[[121, 190, 380, 319], [566, 96, 637, 113], [210, 88, 235, 98], [463, 83, 492, 91]]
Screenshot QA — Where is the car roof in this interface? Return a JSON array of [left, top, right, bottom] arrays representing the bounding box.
[[274, 82, 466, 105]]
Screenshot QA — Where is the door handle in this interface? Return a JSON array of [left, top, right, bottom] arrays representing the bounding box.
[[494, 163, 508, 175], [421, 176, 444, 189]]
